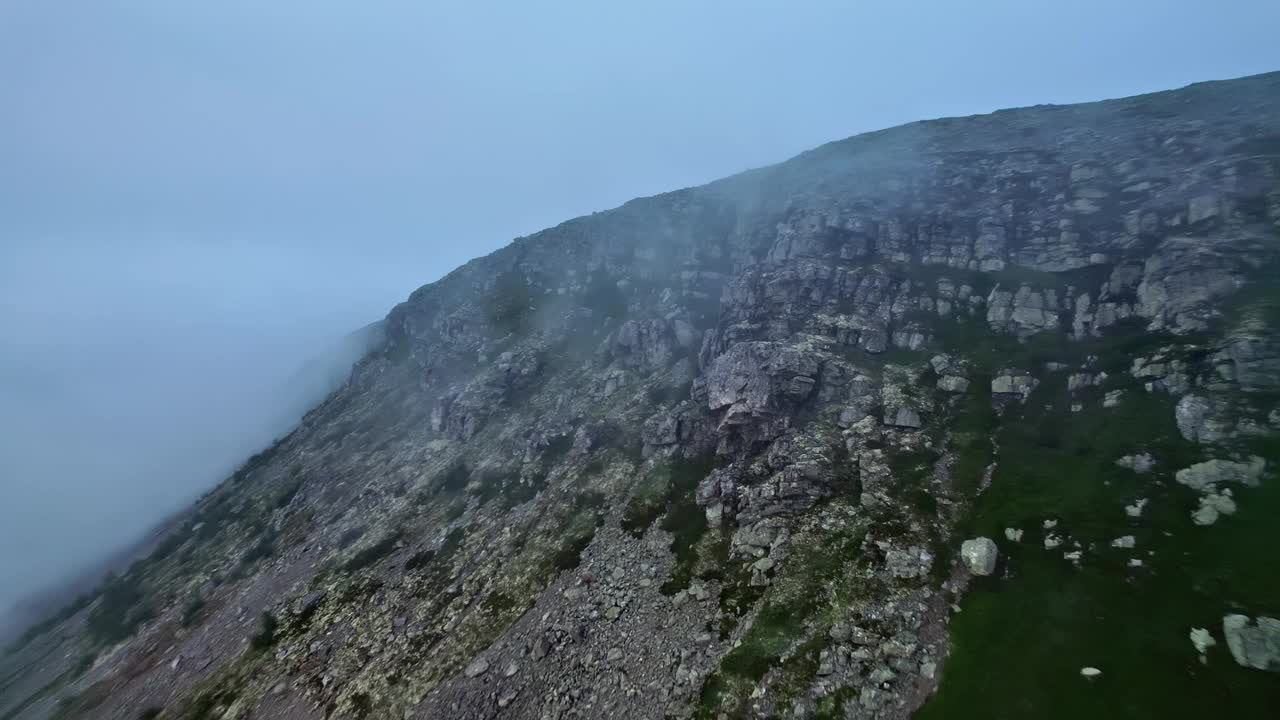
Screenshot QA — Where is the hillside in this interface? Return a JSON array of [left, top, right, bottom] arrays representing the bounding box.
[[3, 71, 1280, 720]]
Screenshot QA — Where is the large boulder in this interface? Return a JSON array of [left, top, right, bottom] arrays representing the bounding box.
[[960, 537, 999, 576], [1222, 615, 1280, 671], [704, 341, 820, 421], [1174, 457, 1265, 491]]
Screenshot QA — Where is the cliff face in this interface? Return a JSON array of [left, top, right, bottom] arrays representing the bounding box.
[[4, 72, 1280, 720]]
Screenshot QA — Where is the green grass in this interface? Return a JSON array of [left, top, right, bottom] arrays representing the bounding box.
[[341, 530, 403, 574], [696, 521, 866, 718], [919, 373, 1280, 719], [249, 611, 278, 651], [86, 573, 153, 647], [549, 491, 607, 572]]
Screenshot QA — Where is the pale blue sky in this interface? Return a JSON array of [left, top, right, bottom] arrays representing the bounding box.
[[1, 0, 1278, 620]]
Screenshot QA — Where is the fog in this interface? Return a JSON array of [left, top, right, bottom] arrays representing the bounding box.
[[2, 0, 1277, 633]]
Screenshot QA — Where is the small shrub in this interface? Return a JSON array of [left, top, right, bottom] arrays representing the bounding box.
[[342, 531, 403, 574], [240, 530, 276, 566], [250, 611, 278, 650], [86, 574, 153, 646], [180, 596, 207, 628], [485, 270, 539, 334]]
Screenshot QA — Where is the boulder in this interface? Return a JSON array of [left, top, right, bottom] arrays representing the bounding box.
[[960, 537, 998, 576], [464, 656, 490, 678], [1175, 457, 1265, 491], [1222, 615, 1280, 671], [886, 406, 923, 429]]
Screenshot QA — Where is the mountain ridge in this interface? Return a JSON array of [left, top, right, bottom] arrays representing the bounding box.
[[3, 70, 1280, 720]]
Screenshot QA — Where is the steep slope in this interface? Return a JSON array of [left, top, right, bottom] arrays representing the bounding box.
[[3, 72, 1280, 720]]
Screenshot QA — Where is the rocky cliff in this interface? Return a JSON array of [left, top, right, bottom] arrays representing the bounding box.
[[3, 72, 1280, 720]]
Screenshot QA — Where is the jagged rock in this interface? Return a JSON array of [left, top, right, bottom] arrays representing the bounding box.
[[937, 375, 970, 393], [1103, 389, 1125, 407], [1110, 535, 1136, 549], [1004, 528, 1023, 542], [1222, 615, 1280, 671], [704, 341, 819, 425], [960, 537, 998, 576]]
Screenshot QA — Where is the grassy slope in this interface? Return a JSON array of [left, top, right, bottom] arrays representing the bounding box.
[[919, 368, 1280, 719]]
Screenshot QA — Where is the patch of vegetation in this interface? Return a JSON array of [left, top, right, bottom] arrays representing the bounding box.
[[581, 271, 629, 325], [406, 527, 467, 596], [620, 465, 674, 537], [482, 591, 521, 614], [716, 556, 767, 626], [696, 520, 865, 718], [444, 497, 468, 521], [180, 596, 207, 628], [86, 573, 153, 647], [949, 371, 997, 495], [176, 668, 244, 720], [274, 469, 304, 509], [773, 635, 828, 712], [919, 364, 1280, 719], [550, 492, 607, 572], [349, 692, 373, 719], [812, 687, 858, 720], [485, 269, 540, 334], [240, 529, 276, 566], [439, 461, 471, 493], [888, 446, 942, 515], [337, 526, 365, 549], [249, 611, 278, 651], [341, 530, 403, 574], [542, 433, 575, 464], [657, 456, 719, 594]]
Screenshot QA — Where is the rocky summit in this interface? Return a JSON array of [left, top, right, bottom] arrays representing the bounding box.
[[4, 72, 1280, 720]]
